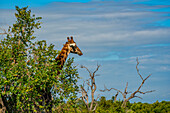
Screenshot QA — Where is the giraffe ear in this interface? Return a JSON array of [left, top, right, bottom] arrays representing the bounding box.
[[67, 37, 70, 41]]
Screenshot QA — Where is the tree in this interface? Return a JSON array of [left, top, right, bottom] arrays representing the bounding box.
[[0, 6, 79, 112], [100, 58, 155, 108], [80, 65, 100, 112]]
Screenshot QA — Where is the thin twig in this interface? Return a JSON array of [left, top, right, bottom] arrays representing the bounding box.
[[136, 58, 143, 80]]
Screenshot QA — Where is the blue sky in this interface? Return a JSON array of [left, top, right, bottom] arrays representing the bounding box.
[[0, 0, 91, 8], [0, 0, 170, 103], [1, 0, 170, 9]]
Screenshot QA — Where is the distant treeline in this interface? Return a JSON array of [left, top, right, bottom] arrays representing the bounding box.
[[55, 97, 170, 113]]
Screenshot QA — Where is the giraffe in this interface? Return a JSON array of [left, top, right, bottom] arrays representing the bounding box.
[[41, 36, 83, 112], [55, 36, 83, 71]]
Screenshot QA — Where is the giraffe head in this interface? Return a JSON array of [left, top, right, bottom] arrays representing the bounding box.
[[67, 36, 83, 56]]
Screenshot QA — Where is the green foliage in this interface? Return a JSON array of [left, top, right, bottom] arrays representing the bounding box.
[[70, 97, 170, 113], [96, 97, 125, 113], [0, 6, 79, 112], [97, 98, 170, 113], [130, 101, 170, 113]]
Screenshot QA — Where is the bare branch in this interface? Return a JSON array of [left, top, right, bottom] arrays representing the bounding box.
[[114, 92, 119, 102], [93, 64, 101, 74], [80, 85, 89, 107], [126, 91, 132, 94], [96, 94, 100, 101], [81, 65, 91, 75], [138, 90, 155, 94], [95, 74, 100, 77], [0, 27, 12, 36], [124, 82, 128, 94], [92, 99, 98, 112], [144, 74, 152, 81], [101, 58, 155, 108], [136, 57, 143, 80], [100, 85, 123, 95], [134, 96, 143, 99], [0, 28, 7, 35], [86, 79, 92, 88], [80, 65, 100, 112]]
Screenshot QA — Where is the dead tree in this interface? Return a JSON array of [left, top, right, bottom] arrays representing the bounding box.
[[80, 65, 100, 112], [100, 58, 155, 108]]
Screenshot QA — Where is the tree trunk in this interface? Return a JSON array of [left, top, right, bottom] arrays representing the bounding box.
[[122, 99, 128, 108], [0, 98, 6, 113]]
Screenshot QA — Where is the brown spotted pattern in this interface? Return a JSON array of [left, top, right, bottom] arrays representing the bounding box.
[[55, 36, 83, 70]]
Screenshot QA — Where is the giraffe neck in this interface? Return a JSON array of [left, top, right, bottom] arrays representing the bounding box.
[[55, 43, 70, 70]]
